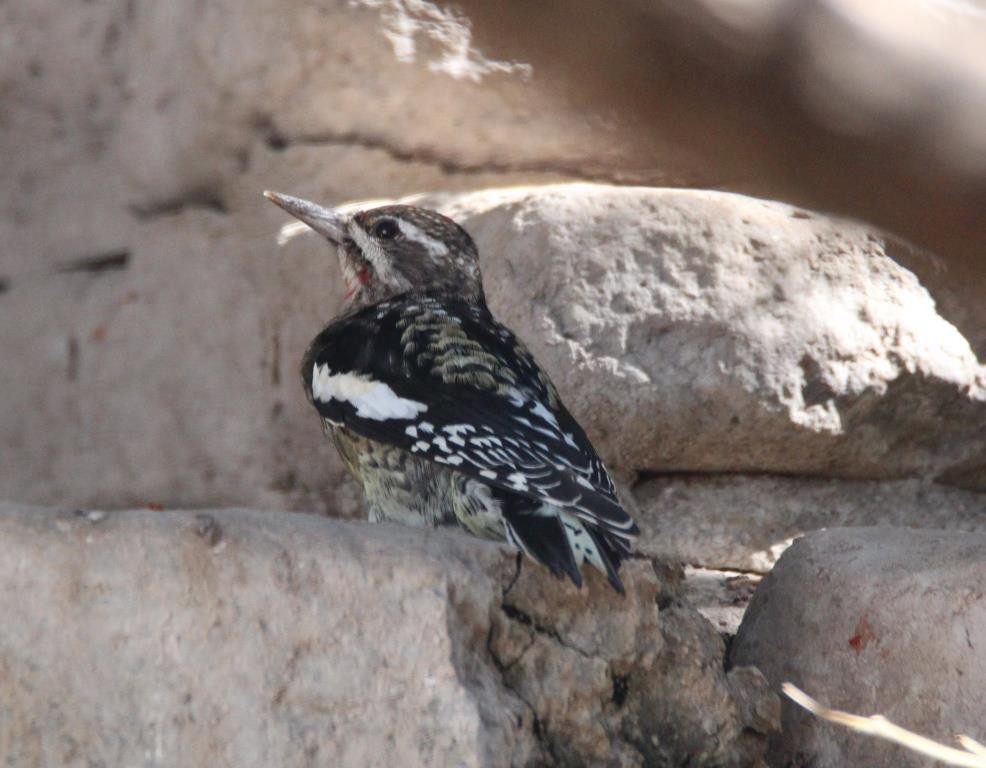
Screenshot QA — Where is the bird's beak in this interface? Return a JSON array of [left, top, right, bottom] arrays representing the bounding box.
[[263, 190, 346, 244]]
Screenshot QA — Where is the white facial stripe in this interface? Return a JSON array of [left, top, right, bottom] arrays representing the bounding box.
[[312, 363, 427, 420], [348, 222, 385, 270], [347, 221, 410, 290], [396, 219, 449, 257]]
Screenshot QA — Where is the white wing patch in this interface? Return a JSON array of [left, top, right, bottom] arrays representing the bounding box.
[[312, 363, 427, 420]]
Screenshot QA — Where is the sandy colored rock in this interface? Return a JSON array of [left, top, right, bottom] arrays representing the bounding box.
[[4, 183, 986, 514], [680, 566, 762, 635], [3, 1, 985, 517], [433, 185, 986, 488], [4, 2, 986, 763], [453, 0, 986, 358], [0, 0, 676, 283], [634, 474, 986, 572], [731, 527, 986, 768], [0, 502, 776, 768], [0, 148, 556, 514], [489, 558, 777, 767]]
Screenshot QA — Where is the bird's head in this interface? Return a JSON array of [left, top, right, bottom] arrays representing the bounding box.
[[264, 191, 484, 309]]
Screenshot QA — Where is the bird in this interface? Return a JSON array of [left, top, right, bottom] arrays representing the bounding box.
[[264, 189, 639, 592]]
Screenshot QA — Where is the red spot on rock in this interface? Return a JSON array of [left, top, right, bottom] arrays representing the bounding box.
[[146, 502, 164, 511], [848, 617, 874, 651], [89, 325, 106, 342]]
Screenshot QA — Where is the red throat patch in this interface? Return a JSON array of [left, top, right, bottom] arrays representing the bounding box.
[[343, 267, 373, 301]]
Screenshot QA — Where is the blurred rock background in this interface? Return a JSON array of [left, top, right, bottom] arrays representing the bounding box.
[[1, 1, 985, 766]]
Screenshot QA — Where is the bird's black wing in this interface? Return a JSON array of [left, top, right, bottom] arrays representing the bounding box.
[[302, 296, 639, 550]]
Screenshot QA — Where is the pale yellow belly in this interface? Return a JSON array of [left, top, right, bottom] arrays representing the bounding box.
[[330, 425, 507, 540]]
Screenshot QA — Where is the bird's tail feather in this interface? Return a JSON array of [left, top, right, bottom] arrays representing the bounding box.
[[503, 508, 583, 588], [501, 497, 628, 593]]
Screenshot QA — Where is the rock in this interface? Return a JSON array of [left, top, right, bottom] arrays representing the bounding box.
[[0, 0, 675, 282], [433, 185, 986, 488], [730, 527, 986, 768], [7, 0, 986, 368], [4, 183, 985, 513], [0, 502, 777, 768], [489, 558, 777, 767], [452, 0, 986, 359], [679, 566, 762, 635], [3, 3, 985, 515], [633, 475, 986, 572], [0, 0, 662, 508]]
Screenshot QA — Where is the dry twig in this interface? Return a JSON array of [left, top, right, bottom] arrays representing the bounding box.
[[783, 683, 986, 767]]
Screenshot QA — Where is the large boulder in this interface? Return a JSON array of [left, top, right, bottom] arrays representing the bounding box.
[[0, 502, 777, 767], [730, 527, 986, 768], [430, 185, 986, 488]]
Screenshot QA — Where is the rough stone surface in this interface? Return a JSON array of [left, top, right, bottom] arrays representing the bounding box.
[[0, 502, 777, 768], [5, 0, 986, 513], [5, 183, 986, 513], [8, 0, 986, 358], [680, 566, 762, 636], [634, 474, 986, 572], [0, 0, 681, 283], [430, 185, 986, 488], [6, 2, 986, 763], [731, 527, 986, 768], [454, 0, 986, 359], [0, 0, 662, 509]]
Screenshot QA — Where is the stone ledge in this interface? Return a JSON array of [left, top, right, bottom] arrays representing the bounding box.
[[0, 502, 776, 767]]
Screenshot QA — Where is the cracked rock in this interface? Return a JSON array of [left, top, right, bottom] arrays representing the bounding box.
[[0, 502, 776, 767], [490, 560, 777, 767]]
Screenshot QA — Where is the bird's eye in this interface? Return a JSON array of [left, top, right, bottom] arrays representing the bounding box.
[[372, 219, 399, 240]]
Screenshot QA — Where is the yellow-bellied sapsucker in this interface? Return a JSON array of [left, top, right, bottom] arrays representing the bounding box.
[[265, 190, 639, 592]]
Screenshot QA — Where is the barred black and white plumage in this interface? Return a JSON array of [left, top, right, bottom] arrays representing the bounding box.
[[265, 190, 640, 592]]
